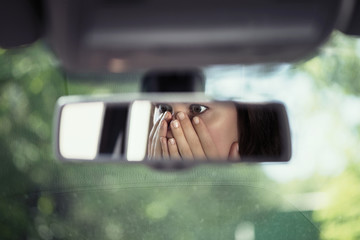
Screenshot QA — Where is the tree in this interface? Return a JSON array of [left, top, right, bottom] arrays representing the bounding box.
[[298, 32, 360, 96], [298, 31, 360, 240], [313, 162, 360, 240], [0, 41, 281, 240]]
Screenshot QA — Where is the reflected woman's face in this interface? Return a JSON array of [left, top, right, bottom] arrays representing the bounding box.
[[153, 102, 238, 158]]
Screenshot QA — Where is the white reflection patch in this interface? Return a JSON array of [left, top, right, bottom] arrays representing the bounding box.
[[59, 102, 104, 160], [126, 100, 151, 161]]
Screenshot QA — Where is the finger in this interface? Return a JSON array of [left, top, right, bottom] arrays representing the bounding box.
[[150, 112, 170, 159], [164, 111, 173, 122], [176, 112, 206, 159], [170, 119, 193, 159], [192, 116, 220, 159], [154, 117, 170, 158], [159, 116, 168, 139], [228, 142, 240, 161], [168, 138, 181, 160], [149, 111, 169, 141], [160, 137, 170, 160]]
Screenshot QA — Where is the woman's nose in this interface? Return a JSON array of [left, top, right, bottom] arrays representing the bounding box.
[[170, 104, 189, 119], [171, 111, 184, 120]]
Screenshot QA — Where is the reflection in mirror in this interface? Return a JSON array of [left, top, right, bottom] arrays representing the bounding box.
[[148, 101, 287, 162], [55, 97, 291, 163], [127, 101, 152, 161], [59, 102, 105, 160]]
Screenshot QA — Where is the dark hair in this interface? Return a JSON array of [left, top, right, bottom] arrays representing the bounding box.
[[236, 103, 282, 158]]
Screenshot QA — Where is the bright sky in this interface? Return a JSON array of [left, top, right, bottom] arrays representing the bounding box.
[[205, 64, 360, 182]]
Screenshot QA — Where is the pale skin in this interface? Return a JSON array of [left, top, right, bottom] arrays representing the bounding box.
[[147, 102, 240, 161]]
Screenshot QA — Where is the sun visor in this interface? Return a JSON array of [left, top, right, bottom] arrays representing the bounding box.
[[46, 0, 343, 73]]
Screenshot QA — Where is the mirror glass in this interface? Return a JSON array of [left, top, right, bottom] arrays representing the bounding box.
[[55, 96, 291, 163]]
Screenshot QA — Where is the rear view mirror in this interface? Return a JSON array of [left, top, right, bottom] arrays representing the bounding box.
[[54, 94, 291, 164]]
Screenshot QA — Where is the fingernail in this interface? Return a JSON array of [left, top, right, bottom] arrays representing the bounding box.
[[178, 112, 185, 120], [172, 120, 179, 128], [165, 111, 170, 119], [193, 117, 200, 125], [169, 138, 175, 145], [160, 137, 166, 144]]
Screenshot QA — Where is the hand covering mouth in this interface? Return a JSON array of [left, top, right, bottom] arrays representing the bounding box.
[[166, 130, 173, 139]]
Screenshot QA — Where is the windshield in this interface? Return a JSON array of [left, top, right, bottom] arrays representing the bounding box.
[[1, 31, 359, 239]]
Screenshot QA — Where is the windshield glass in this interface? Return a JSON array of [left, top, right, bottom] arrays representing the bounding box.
[[1, 31, 359, 239]]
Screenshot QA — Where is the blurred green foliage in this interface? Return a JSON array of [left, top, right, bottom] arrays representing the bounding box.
[[1, 32, 360, 239], [0, 41, 300, 240], [0, 42, 65, 239], [299, 32, 360, 96], [314, 162, 360, 240], [297, 32, 360, 240]]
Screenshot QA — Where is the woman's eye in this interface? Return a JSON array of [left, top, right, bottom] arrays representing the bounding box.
[[157, 104, 172, 114], [190, 104, 208, 114]]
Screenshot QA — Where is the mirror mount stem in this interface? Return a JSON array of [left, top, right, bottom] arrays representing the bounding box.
[[141, 69, 205, 93]]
